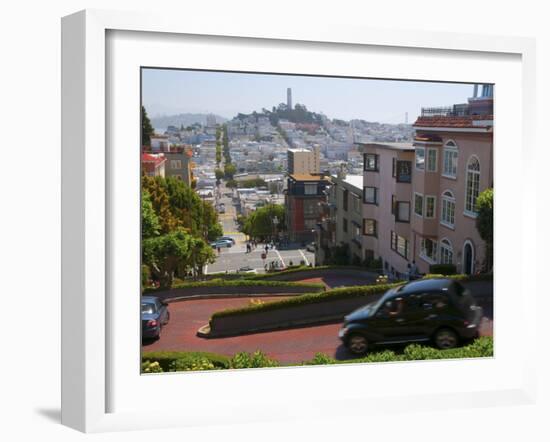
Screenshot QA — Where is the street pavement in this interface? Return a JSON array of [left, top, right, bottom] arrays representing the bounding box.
[[142, 295, 494, 364], [207, 180, 314, 274]]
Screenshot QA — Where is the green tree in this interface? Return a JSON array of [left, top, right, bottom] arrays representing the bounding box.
[[142, 229, 192, 288], [141, 105, 155, 146], [142, 176, 178, 234], [185, 236, 216, 279], [476, 188, 493, 272], [224, 163, 237, 179], [215, 168, 224, 181], [141, 190, 160, 238], [242, 204, 285, 240]]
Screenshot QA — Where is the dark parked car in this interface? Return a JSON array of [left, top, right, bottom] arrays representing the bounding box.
[[141, 296, 170, 340], [339, 278, 482, 355]]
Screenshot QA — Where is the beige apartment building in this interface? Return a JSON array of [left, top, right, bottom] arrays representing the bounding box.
[[287, 146, 320, 174], [358, 142, 415, 276]]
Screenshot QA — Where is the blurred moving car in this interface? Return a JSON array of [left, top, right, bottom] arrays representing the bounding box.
[[141, 296, 170, 340], [210, 239, 232, 248], [339, 278, 482, 355]]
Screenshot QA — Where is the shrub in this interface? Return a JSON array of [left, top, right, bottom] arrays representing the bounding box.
[[142, 351, 230, 371], [229, 351, 279, 369], [143, 278, 325, 294], [304, 353, 337, 365], [141, 360, 163, 373], [429, 264, 457, 275], [211, 283, 398, 319], [169, 355, 218, 372]]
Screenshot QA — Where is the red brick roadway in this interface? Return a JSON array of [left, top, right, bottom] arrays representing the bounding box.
[[142, 277, 493, 365]]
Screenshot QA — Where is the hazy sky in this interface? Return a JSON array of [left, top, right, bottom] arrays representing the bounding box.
[[142, 68, 475, 124]]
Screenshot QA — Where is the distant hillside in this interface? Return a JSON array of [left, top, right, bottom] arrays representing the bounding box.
[[151, 113, 227, 129]]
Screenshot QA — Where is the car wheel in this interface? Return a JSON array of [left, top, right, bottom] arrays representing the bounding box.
[[347, 334, 368, 355], [434, 328, 458, 349]]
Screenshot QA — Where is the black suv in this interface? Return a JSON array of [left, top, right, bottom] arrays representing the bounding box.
[[339, 278, 483, 355]]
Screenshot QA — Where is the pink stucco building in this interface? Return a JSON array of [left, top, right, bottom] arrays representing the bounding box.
[[359, 84, 493, 277]]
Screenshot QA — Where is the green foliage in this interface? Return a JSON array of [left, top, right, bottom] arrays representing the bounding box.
[[229, 351, 279, 369], [141, 191, 161, 238], [141, 105, 154, 146], [142, 175, 222, 241], [141, 360, 163, 373], [224, 163, 237, 179], [239, 178, 268, 188], [211, 283, 396, 319], [169, 356, 217, 372], [429, 264, 457, 275], [226, 179, 238, 188], [143, 278, 325, 294], [215, 168, 224, 180], [142, 338, 493, 372], [241, 204, 285, 239], [141, 264, 151, 290], [142, 229, 216, 288], [142, 351, 230, 371], [324, 244, 351, 266], [476, 188, 493, 271]]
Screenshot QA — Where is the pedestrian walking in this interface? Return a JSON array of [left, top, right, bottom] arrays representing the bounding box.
[[217, 246, 221, 255], [265, 244, 269, 255]]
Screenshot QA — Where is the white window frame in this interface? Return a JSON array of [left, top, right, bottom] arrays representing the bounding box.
[[426, 148, 438, 172], [440, 190, 456, 229], [415, 147, 425, 171], [420, 237, 438, 264], [439, 238, 454, 264], [425, 195, 436, 219], [414, 192, 424, 217], [442, 140, 458, 179], [464, 155, 481, 217]]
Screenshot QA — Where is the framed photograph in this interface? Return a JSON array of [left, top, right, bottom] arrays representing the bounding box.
[[62, 9, 537, 433]]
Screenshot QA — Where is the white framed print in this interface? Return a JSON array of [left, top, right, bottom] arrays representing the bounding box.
[[61, 9, 539, 434]]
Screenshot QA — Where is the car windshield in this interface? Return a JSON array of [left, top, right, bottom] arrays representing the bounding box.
[[141, 302, 156, 314]]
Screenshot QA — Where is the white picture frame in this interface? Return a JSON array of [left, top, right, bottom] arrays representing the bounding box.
[[61, 9, 538, 433]]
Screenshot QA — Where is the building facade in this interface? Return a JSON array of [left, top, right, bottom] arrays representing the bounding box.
[[164, 148, 193, 187], [287, 147, 320, 175], [358, 142, 415, 276], [356, 84, 493, 277], [285, 173, 331, 243]]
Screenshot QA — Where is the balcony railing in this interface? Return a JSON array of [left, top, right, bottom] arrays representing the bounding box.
[[421, 104, 470, 117]]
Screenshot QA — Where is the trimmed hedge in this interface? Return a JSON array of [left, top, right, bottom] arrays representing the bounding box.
[[143, 278, 325, 294], [209, 273, 493, 320], [141, 337, 494, 373], [242, 265, 370, 280], [304, 336, 493, 364], [210, 283, 397, 319]]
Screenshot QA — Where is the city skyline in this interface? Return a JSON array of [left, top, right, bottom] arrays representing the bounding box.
[[142, 68, 476, 125]]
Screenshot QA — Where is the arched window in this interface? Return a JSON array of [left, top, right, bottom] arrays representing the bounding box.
[[440, 190, 455, 228], [465, 156, 481, 215], [440, 239, 454, 264], [442, 140, 458, 178]]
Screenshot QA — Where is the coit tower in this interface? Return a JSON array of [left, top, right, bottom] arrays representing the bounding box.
[[287, 88, 292, 110]]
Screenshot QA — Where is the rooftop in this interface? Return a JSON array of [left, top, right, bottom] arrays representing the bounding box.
[[355, 142, 414, 152], [337, 174, 363, 191], [289, 173, 330, 182], [414, 114, 494, 129]]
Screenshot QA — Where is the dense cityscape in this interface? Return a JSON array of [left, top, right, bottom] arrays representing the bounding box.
[[140, 77, 494, 372]]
